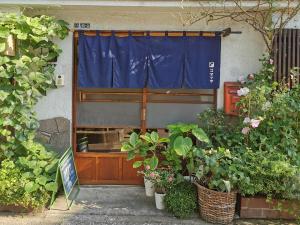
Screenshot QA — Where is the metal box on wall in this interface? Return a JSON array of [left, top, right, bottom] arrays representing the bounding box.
[[224, 82, 241, 116]]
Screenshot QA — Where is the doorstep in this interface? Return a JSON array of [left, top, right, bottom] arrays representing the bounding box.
[[0, 186, 298, 225]]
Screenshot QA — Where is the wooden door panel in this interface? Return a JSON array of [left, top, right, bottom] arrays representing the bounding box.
[[96, 157, 121, 181], [122, 158, 143, 182], [76, 157, 96, 183]]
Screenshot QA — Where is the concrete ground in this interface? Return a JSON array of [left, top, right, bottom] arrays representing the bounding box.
[[0, 186, 297, 225]]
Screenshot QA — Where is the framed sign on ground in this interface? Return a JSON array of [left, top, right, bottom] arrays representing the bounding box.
[[50, 147, 80, 209]]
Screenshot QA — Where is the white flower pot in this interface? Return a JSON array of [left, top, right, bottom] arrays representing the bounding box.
[[144, 178, 155, 197], [155, 192, 166, 210]]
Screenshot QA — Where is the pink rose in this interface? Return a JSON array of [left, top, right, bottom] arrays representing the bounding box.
[[242, 127, 250, 135], [149, 172, 155, 178], [145, 165, 150, 170], [250, 119, 260, 128], [269, 59, 274, 65]]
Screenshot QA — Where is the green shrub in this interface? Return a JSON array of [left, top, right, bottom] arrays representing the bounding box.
[[0, 159, 50, 209], [164, 181, 197, 219], [0, 13, 68, 209]]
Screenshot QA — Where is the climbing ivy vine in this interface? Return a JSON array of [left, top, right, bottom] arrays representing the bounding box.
[[0, 13, 68, 208]]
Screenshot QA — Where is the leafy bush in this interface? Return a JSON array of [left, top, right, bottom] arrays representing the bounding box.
[[0, 141, 59, 208], [198, 109, 243, 150], [236, 148, 300, 199], [0, 13, 68, 209], [163, 123, 210, 175], [121, 131, 169, 170], [194, 147, 248, 193], [164, 181, 197, 219]]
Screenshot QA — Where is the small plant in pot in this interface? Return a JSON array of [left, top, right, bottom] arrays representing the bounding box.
[[194, 147, 247, 224], [151, 168, 174, 210], [138, 166, 156, 197], [121, 131, 169, 197]]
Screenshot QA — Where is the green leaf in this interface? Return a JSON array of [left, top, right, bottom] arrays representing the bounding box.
[[132, 161, 142, 168], [25, 181, 39, 193], [45, 182, 58, 192], [0, 27, 10, 38], [127, 151, 135, 160], [0, 43, 6, 52], [173, 136, 193, 156], [148, 156, 158, 169], [36, 176, 48, 186], [129, 132, 138, 147], [150, 131, 159, 143], [140, 133, 152, 143], [192, 128, 210, 143]]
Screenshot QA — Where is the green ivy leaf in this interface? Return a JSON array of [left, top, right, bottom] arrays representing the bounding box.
[[45, 182, 58, 192], [24, 181, 39, 193], [36, 176, 48, 186]]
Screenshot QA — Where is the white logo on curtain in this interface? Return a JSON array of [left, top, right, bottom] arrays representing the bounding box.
[[209, 62, 215, 83]]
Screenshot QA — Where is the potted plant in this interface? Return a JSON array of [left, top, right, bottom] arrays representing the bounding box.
[[121, 131, 169, 196], [194, 147, 247, 224], [138, 166, 155, 197], [151, 168, 174, 210]]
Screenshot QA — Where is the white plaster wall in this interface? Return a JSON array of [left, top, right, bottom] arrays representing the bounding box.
[[27, 6, 266, 121], [34, 34, 73, 120]]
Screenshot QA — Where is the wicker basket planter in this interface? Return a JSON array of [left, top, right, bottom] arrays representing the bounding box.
[[195, 182, 237, 224]]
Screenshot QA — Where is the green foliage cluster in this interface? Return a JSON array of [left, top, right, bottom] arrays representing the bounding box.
[[237, 148, 300, 199], [0, 141, 59, 208], [0, 13, 68, 209], [198, 55, 300, 199], [194, 147, 247, 193], [164, 181, 197, 219], [198, 109, 243, 150], [121, 131, 169, 170], [163, 123, 210, 175]]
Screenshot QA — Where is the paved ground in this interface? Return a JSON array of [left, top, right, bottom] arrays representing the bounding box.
[[0, 186, 297, 225]]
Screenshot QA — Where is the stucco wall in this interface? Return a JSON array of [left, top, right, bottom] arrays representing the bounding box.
[[27, 7, 267, 121]]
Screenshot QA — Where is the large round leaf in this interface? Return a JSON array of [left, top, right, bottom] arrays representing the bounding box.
[[192, 128, 210, 143], [173, 136, 193, 157]]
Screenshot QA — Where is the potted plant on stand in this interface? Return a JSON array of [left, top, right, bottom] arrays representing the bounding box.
[[121, 131, 169, 197], [151, 168, 174, 210]]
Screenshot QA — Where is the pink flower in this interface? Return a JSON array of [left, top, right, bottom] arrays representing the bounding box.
[[269, 59, 274, 65], [145, 165, 150, 170], [243, 117, 251, 124], [250, 119, 260, 128], [241, 127, 250, 135], [168, 176, 173, 182], [238, 76, 246, 84], [149, 172, 155, 178]]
